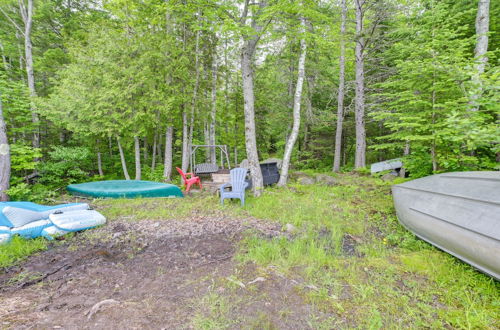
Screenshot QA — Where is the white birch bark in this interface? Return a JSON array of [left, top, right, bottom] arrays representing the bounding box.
[[470, 0, 490, 111], [209, 59, 217, 164], [19, 0, 39, 149], [333, 0, 347, 172], [0, 92, 11, 201], [278, 16, 307, 187], [240, 1, 265, 196], [163, 125, 173, 181], [204, 120, 210, 159], [354, 0, 366, 169], [134, 136, 141, 180], [181, 111, 189, 172], [187, 26, 201, 172], [117, 138, 130, 180]]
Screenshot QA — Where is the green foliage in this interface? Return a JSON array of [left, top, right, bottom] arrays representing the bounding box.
[[371, 1, 498, 177], [9, 144, 42, 174], [0, 236, 48, 268], [7, 182, 57, 202], [38, 146, 94, 187]]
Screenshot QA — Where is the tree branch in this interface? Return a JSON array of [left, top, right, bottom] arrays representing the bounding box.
[[0, 7, 25, 36]]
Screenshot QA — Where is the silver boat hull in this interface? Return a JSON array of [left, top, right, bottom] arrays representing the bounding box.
[[392, 171, 500, 280]]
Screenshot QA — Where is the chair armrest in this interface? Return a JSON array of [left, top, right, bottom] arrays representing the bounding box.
[[185, 172, 194, 178], [220, 183, 231, 193], [243, 182, 249, 189]]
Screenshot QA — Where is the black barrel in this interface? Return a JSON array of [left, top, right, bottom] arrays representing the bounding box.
[[246, 162, 280, 189]]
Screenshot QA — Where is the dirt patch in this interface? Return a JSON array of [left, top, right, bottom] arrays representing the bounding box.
[[341, 234, 364, 257], [0, 213, 333, 328]]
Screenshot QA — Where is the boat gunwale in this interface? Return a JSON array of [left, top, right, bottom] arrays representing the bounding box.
[[392, 185, 500, 206]]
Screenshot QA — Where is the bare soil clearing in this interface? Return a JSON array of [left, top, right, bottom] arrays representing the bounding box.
[[0, 212, 329, 329]]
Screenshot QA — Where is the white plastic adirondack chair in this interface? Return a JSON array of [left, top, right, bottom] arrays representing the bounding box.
[[220, 168, 248, 206]]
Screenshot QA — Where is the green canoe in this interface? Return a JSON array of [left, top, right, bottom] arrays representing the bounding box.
[[67, 180, 183, 199]]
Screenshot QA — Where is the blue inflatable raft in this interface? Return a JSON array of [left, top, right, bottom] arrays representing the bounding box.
[[0, 202, 106, 244]]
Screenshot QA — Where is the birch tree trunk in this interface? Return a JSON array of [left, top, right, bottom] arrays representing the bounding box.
[[0, 93, 11, 201], [354, 0, 366, 169], [19, 0, 40, 149], [117, 138, 130, 180], [278, 16, 307, 187], [470, 0, 490, 111], [134, 136, 141, 180], [163, 125, 173, 181], [186, 26, 201, 172], [240, 1, 266, 196], [181, 111, 189, 172], [209, 60, 217, 164], [333, 0, 347, 172], [97, 151, 103, 176], [180, 20, 190, 173], [204, 120, 210, 159]]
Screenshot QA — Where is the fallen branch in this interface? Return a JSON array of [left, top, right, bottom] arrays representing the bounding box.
[[85, 299, 120, 320]]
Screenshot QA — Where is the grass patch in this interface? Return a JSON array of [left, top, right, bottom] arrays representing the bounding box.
[[92, 194, 222, 222], [236, 174, 500, 328], [0, 236, 49, 268], [190, 290, 238, 329]]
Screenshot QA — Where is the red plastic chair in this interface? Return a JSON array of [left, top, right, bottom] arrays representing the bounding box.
[[176, 167, 202, 192]]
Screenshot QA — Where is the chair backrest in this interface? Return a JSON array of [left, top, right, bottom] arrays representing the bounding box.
[[230, 168, 248, 192], [176, 167, 187, 182]]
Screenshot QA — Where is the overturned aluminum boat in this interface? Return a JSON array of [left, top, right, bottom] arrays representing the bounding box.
[[392, 171, 500, 280]]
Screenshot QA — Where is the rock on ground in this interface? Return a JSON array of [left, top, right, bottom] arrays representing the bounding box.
[[315, 174, 338, 186]]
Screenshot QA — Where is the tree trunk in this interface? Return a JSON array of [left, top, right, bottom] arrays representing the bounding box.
[[470, 0, 490, 111], [241, 47, 264, 195], [19, 0, 40, 150], [400, 141, 409, 178], [333, 0, 347, 172], [134, 136, 141, 180], [278, 16, 307, 187], [151, 130, 157, 170], [0, 41, 10, 71], [181, 111, 189, 172], [0, 92, 11, 201], [97, 151, 104, 176], [204, 120, 210, 159], [209, 60, 217, 164], [96, 139, 104, 176], [163, 125, 173, 181], [187, 26, 201, 172], [240, 1, 266, 196], [117, 138, 130, 180], [354, 0, 366, 169], [108, 136, 113, 156]]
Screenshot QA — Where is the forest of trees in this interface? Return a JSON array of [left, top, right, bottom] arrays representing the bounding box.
[[0, 0, 498, 201]]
